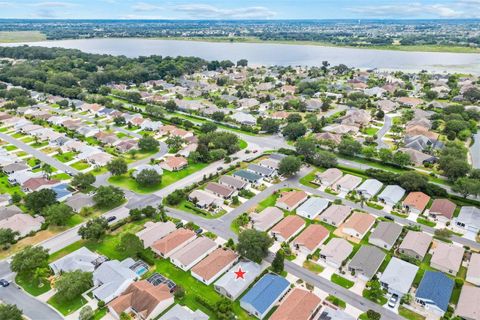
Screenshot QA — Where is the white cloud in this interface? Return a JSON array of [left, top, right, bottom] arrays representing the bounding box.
[[174, 4, 276, 19], [30, 2, 76, 8], [349, 2, 462, 18], [132, 2, 163, 12]]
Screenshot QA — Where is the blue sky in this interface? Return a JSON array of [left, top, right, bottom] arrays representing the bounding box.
[[0, 0, 479, 19]]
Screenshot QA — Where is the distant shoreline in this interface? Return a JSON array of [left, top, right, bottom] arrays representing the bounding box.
[[1, 32, 479, 55]]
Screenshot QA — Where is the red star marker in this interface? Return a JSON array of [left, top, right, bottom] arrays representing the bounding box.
[[234, 266, 246, 280]]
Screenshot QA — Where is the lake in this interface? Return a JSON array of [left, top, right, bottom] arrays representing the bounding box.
[[4, 38, 480, 74]]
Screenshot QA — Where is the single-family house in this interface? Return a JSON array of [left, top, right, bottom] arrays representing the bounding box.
[[369, 221, 402, 250], [205, 182, 235, 199], [161, 156, 188, 172], [466, 253, 480, 286], [269, 288, 321, 320], [319, 238, 353, 269], [403, 192, 431, 214], [0, 213, 44, 237], [188, 189, 222, 209], [233, 170, 263, 185], [158, 304, 208, 320], [356, 179, 383, 199], [0, 205, 22, 221], [399, 231, 432, 261], [214, 260, 264, 300], [170, 237, 217, 271], [92, 259, 138, 303], [334, 174, 362, 194], [0, 194, 11, 207], [315, 168, 343, 187], [415, 271, 453, 316], [291, 224, 329, 255], [65, 193, 95, 212], [270, 215, 305, 242], [319, 204, 351, 227], [219, 175, 248, 190], [455, 285, 480, 320], [378, 185, 406, 207], [379, 257, 418, 298], [22, 177, 60, 193], [191, 248, 239, 285], [430, 241, 465, 275], [136, 221, 176, 248], [2, 162, 29, 174], [150, 229, 196, 258], [296, 197, 330, 219], [51, 183, 73, 202], [342, 212, 375, 240], [348, 245, 386, 280], [318, 305, 355, 320], [231, 112, 256, 126], [250, 207, 284, 232], [240, 274, 290, 319], [49, 247, 102, 275], [247, 163, 275, 178], [455, 206, 480, 234], [429, 199, 456, 222], [108, 280, 174, 320], [275, 190, 308, 211]]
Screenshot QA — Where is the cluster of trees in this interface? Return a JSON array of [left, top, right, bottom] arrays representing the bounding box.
[[93, 185, 125, 208], [0, 87, 35, 109], [190, 131, 239, 163], [432, 105, 479, 141], [295, 137, 338, 168], [0, 46, 209, 98]]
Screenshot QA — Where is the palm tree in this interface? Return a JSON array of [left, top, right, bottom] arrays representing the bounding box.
[[41, 163, 53, 179]]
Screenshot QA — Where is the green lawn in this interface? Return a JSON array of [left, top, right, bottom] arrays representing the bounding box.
[[48, 293, 87, 316], [92, 308, 107, 320], [3, 145, 18, 151], [52, 173, 71, 180], [362, 288, 387, 305], [398, 306, 425, 320], [363, 127, 380, 136], [31, 141, 49, 148], [325, 295, 346, 309], [0, 174, 24, 196], [331, 274, 354, 289], [11, 132, 25, 139], [416, 217, 436, 228], [54, 152, 77, 163], [71, 161, 91, 170], [238, 139, 248, 150], [20, 136, 35, 143], [109, 162, 208, 194], [303, 260, 325, 274], [299, 170, 319, 188], [15, 273, 51, 296]]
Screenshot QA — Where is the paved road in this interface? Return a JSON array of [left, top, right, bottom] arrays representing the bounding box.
[[471, 132, 480, 169], [376, 115, 392, 149], [0, 132, 78, 174], [0, 284, 62, 320]]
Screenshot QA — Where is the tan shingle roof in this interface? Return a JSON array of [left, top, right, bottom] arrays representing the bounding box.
[[191, 248, 238, 281], [269, 288, 321, 320]]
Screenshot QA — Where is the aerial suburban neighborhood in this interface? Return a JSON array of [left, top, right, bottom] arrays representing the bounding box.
[[0, 9, 478, 320]]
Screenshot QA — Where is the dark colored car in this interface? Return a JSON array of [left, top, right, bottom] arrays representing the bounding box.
[[0, 279, 9, 287], [106, 216, 117, 223], [195, 228, 203, 235]]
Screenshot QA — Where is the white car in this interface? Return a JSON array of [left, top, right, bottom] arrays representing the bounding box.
[[388, 294, 398, 308]]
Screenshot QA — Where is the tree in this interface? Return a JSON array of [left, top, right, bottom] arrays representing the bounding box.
[[41, 163, 53, 179], [0, 228, 19, 248], [118, 233, 143, 258], [212, 111, 225, 122], [138, 135, 159, 152], [166, 190, 185, 206], [378, 148, 393, 163], [286, 113, 302, 123], [43, 203, 74, 226], [452, 177, 480, 198], [366, 280, 384, 303], [440, 159, 471, 181], [94, 186, 125, 208], [71, 173, 95, 190], [24, 189, 57, 213], [338, 136, 362, 156], [55, 270, 93, 301], [295, 137, 317, 160], [165, 135, 184, 152], [278, 156, 302, 176], [200, 122, 218, 133], [0, 304, 23, 320], [311, 150, 338, 168], [271, 250, 284, 274], [113, 116, 126, 126], [396, 172, 428, 192], [78, 217, 109, 241], [135, 169, 162, 186], [164, 100, 177, 112], [366, 309, 381, 320], [260, 118, 280, 133], [214, 299, 235, 320], [236, 59, 248, 67], [79, 306, 94, 320], [107, 158, 128, 176], [11, 245, 49, 274], [392, 151, 411, 167], [282, 122, 306, 141], [236, 229, 273, 263]]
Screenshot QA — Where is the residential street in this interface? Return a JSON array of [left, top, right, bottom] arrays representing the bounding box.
[[376, 115, 392, 149]]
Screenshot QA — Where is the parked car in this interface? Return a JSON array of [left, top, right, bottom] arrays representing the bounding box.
[[0, 279, 9, 287], [195, 228, 203, 235], [388, 294, 398, 308], [106, 216, 117, 223], [176, 222, 184, 229]]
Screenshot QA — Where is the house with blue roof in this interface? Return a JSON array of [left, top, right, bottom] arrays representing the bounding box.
[[415, 271, 454, 316], [240, 273, 290, 319]]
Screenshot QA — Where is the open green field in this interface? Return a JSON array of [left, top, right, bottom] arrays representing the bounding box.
[[0, 31, 46, 43], [16, 274, 51, 296], [331, 274, 354, 289]]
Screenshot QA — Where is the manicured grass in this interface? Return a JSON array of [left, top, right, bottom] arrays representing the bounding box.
[[71, 161, 91, 170], [54, 151, 77, 163], [3, 145, 18, 151], [14, 151, 27, 157], [331, 273, 354, 289], [91, 166, 108, 176], [52, 173, 71, 180], [398, 306, 425, 320], [325, 295, 346, 309], [0, 174, 24, 196], [416, 217, 436, 228], [238, 139, 248, 150], [109, 162, 208, 194], [92, 308, 107, 320], [363, 127, 379, 136], [20, 136, 35, 143], [48, 293, 87, 316], [175, 199, 226, 219], [303, 260, 325, 274], [362, 288, 387, 305], [15, 273, 51, 296], [299, 170, 319, 188], [31, 141, 49, 148], [11, 132, 25, 139]]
